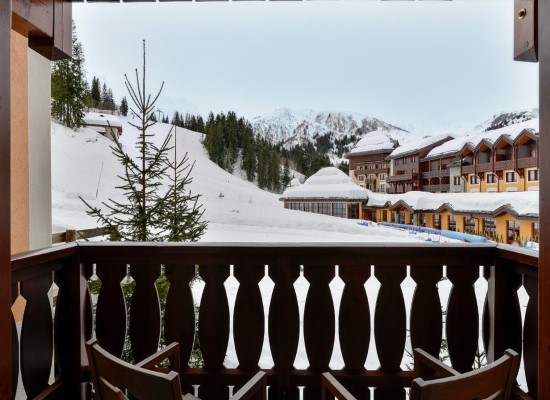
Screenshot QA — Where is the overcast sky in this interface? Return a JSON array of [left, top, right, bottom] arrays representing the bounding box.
[[73, 0, 538, 134]]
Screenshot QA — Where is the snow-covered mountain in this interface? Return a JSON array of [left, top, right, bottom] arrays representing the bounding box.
[[466, 108, 539, 135], [251, 108, 412, 158]]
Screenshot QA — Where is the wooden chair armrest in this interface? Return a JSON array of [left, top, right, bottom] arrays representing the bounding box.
[[230, 371, 267, 400], [321, 373, 357, 400], [413, 348, 458, 380], [135, 342, 181, 372]]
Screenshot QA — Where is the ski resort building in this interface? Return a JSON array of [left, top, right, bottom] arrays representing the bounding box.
[[82, 112, 123, 141], [386, 133, 455, 194], [459, 118, 539, 193], [364, 190, 539, 244], [345, 131, 398, 192], [280, 167, 369, 219]]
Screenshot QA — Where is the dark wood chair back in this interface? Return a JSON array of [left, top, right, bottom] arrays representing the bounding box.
[[410, 349, 520, 400], [86, 339, 183, 400]]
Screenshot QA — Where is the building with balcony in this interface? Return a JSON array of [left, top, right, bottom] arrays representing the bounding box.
[[458, 119, 539, 193], [345, 131, 398, 192], [386, 133, 455, 194], [365, 190, 539, 243], [280, 167, 369, 219]]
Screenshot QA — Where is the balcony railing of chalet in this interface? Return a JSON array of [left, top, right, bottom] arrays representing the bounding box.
[[462, 164, 475, 175], [421, 184, 450, 192], [11, 243, 538, 400], [366, 178, 376, 185], [495, 160, 515, 171], [477, 162, 493, 173], [517, 157, 538, 169], [386, 173, 418, 183], [421, 170, 450, 179]]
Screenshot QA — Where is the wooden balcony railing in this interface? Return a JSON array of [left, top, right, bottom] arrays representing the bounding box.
[[476, 162, 493, 173], [495, 159, 515, 171], [421, 184, 450, 192], [11, 243, 538, 400], [421, 170, 450, 179], [387, 173, 418, 183], [517, 157, 538, 169], [462, 164, 475, 175]]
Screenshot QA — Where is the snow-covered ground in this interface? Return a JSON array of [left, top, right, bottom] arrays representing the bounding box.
[[52, 117, 422, 243]]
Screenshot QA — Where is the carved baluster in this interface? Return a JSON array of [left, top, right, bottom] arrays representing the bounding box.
[[303, 264, 335, 400], [410, 265, 443, 357], [164, 264, 196, 369], [83, 262, 94, 341], [233, 264, 264, 370], [95, 262, 127, 358], [338, 265, 372, 400], [339, 265, 370, 371], [373, 265, 406, 400], [11, 282, 18, 400], [198, 264, 230, 400], [268, 258, 300, 399], [523, 274, 538, 396], [129, 263, 161, 363], [446, 265, 478, 373], [374, 265, 406, 371], [20, 268, 54, 398]]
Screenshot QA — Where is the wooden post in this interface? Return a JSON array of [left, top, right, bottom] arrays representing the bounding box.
[[539, 0, 550, 397], [0, 1, 12, 398], [66, 229, 77, 243]]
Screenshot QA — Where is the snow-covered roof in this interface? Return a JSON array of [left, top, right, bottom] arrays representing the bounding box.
[[83, 112, 123, 128], [280, 167, 370, 201], [347, 130, 398, 156], [367, 190, 538, 218], [389, 133, 455, 159], [461, 118, 539, 152]]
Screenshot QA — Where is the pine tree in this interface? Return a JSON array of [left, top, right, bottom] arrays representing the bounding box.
[[241, 125, 256, 182], [51, 22, 87, 129], [81, 40, 206, 242], [90, 77, 101, 107], [282, 159, 291, 189], [268, 149, 281, 192], [120, 96, 128, 116], [163, 125, 207, 241]]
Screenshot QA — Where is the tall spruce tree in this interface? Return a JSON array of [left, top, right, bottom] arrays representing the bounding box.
[[81, 40, 206, 242], [120, 96, 128, 116], [163, 126, 207, 242], [90, 76, 101, 107], [51, 22, 87, 129]]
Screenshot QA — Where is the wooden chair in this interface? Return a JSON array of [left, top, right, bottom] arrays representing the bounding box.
[[86, 339, 267, 400], [322, 348, 520, 400]]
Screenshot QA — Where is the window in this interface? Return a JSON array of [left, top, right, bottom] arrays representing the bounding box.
[[433, 214, 441, 230], [358, 175, 365, 181], [382, 210, 388, 221], [399, 211, 406, 224], [453, 176, 462, 185], [368, 174, 376, 180], [380, 174, 387, 181], [332, 203, 346, 218], [486, 173, 497, 184], [484, 218, 496, 239], [318, 203, 331, 215], [506, 171, 518, 183], [380, 183, 386, 192], [532, 222, 539, 241], [507, 220, 520, 243], [465, 216, 475, 234], [448, 215, 456, 232], [469, 175, 479, 185], [528, 169, 539, 181]]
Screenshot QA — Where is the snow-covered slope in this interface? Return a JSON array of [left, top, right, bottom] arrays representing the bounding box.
[[251, 108, 413, 157], [466, 109, 539, 135], [51, 118, 421, 242]]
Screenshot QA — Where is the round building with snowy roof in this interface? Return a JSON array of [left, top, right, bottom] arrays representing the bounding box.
[[279, 167, 370, 219]]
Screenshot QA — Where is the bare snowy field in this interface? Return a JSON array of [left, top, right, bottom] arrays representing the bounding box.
[[52, 117, 422, 243]]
